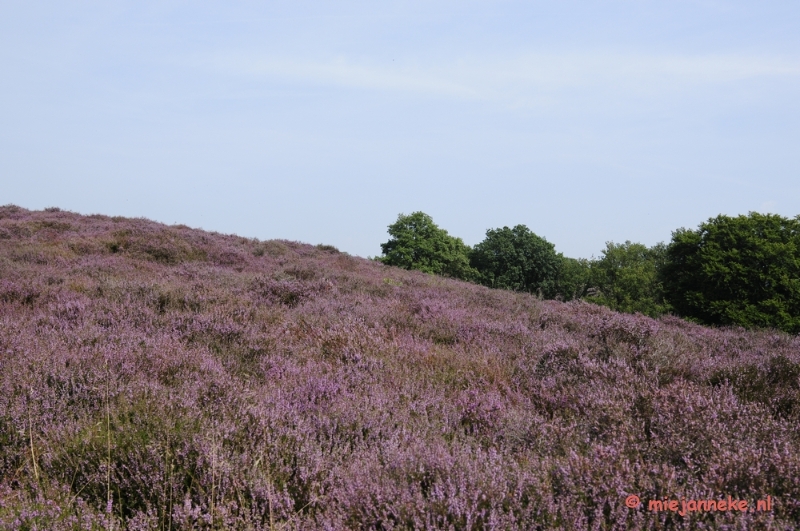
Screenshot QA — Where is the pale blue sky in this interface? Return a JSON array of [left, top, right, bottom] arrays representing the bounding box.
[[2, 1, 799, 258]]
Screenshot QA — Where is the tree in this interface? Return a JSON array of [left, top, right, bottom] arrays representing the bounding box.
[[379, 212, 476, 280], [554, 255, 591, 302], [661, 212, 800, 333], [470, 225, 561, 296], [585, 241, 669, 317]]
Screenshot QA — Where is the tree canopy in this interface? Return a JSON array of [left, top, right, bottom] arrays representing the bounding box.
[[554, 255, 591, 302], [470, 225, 561, 297], [586, 241, 669, 317], [379, 212, 475, 280], [661, 212, 800, 333], [378, 210, 800, 334]]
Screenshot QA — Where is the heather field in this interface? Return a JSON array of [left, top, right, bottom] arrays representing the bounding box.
[[1, 205, 800, 530]]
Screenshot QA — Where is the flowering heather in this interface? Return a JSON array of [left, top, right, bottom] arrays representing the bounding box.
[[1, 205, 799, 530]]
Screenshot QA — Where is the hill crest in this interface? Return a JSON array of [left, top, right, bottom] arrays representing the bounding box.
[[1, 205, 798, 529]]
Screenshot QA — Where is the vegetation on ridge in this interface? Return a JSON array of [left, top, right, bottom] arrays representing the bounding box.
[[379, 211, 800, 333]]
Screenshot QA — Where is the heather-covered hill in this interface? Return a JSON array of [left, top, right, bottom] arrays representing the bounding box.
[[1, 205, 799, 530]]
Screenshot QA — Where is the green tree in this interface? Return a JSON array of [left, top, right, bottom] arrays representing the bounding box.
[[586, 241, 669, 317], [379, 212, 476, 280], [661, 212, 800, 333], [470, 225, 561, 296], [554, 255, 591, 302]]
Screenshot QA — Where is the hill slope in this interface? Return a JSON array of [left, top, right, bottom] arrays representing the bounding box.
[[1, 205, 799, 530]]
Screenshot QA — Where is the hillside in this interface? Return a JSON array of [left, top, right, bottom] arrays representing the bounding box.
[[1, 205, 799, 530]]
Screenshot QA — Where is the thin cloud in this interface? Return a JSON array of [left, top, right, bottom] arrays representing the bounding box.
[[200, 51, 800, 109], [208, 54, 480, 99]]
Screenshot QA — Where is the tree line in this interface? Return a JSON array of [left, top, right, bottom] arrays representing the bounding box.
[[377, 211, 800, 334]]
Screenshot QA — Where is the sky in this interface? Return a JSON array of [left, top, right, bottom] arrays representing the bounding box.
[[2, 1, 799, 259]]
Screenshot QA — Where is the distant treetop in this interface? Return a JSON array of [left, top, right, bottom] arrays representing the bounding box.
[[469, 224, 561, 297], [661, 212, 800, 334], [379, 212, 476, 280]]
